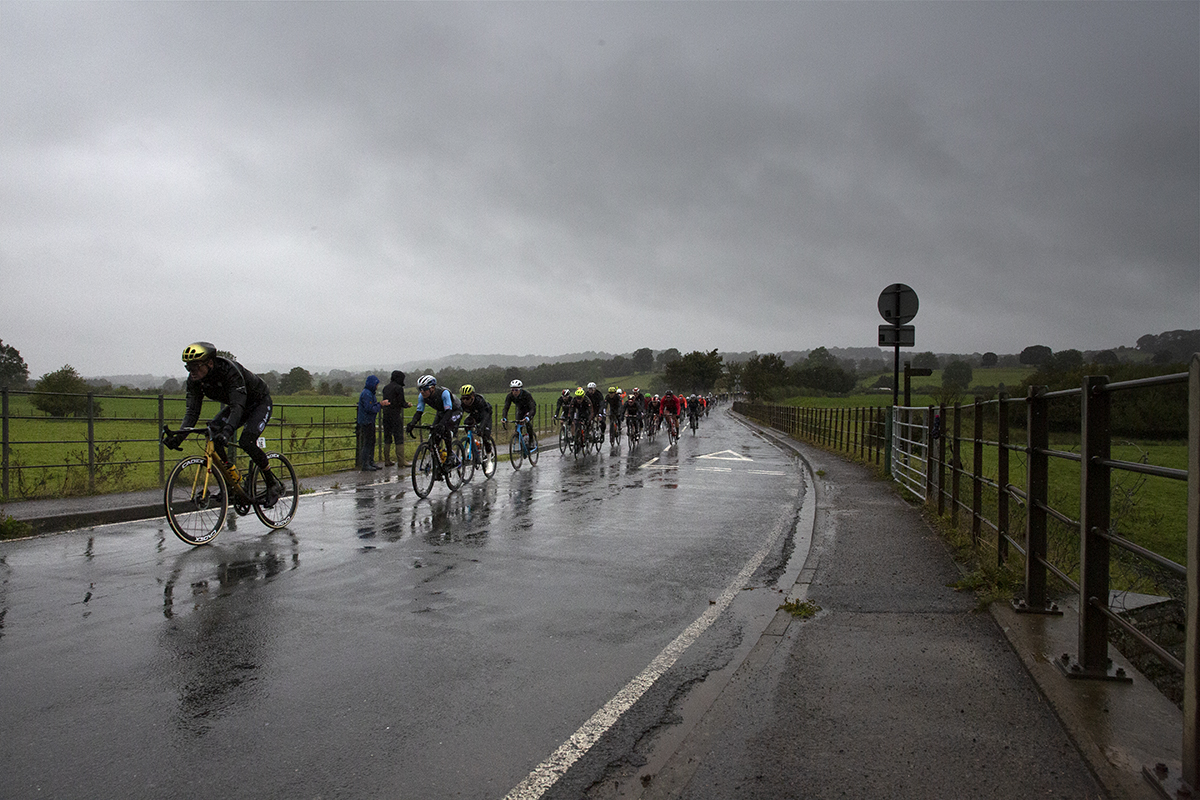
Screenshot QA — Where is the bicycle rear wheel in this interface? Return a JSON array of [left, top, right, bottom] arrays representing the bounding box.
[[412, 442, 437, 497], [250, 452, 299, 530], [510, 432, 525, 470], [481, 435, 497, 478], [165, 456, 228, 546], [527, 429, 539, 465]]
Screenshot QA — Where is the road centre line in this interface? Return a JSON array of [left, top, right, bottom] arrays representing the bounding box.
[[502, 504, 795, 800]]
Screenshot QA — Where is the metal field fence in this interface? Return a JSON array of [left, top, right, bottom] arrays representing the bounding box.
[[1, 389, 564, 503], [0, 390, 361, 501], [731, 402, 889, 467], [737, 356, 1199, 794]]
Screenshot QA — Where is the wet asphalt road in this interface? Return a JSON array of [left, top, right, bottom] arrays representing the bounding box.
[[0, 411, 807, 800]]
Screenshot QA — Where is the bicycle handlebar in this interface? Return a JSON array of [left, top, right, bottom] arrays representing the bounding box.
[[161, 424, 213, 451]]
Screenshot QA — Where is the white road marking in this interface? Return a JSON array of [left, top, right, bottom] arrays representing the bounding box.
[[502, 508, 793, 800], [696, 449, 753, 461]]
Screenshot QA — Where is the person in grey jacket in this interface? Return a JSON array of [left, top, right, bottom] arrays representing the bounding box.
[[381, 370, 412, 466]]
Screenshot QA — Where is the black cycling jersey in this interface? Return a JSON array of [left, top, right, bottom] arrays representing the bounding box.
[[567, 395, 593, 422], [461, 395, 492, 428], [503, 389, 536, 420], [605, 393, 622, 416], [181, 356, 271, 433], [586, 389, 604, 415]]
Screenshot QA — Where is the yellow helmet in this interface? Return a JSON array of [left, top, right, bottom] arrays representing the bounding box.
[[607, 386, 617, 393], [182, 342, 216, 363], [574, 387, 585, 397], [460, 384, 474, 397]]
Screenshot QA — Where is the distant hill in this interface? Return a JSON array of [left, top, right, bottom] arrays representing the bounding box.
[[398, 351, 617, 372]]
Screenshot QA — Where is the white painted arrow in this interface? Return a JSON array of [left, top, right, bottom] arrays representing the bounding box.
[[696, 449, 753, 461]]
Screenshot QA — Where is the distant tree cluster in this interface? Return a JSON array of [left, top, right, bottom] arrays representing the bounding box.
[[31, 365, 101, 417], [0, 339, 29, 389], [730, 347, 858, 402]]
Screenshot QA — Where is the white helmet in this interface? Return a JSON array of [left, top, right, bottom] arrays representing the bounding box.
[[417, 374, 437, 389], [510, 379, 523, 389], [587, 382, 597, 390]]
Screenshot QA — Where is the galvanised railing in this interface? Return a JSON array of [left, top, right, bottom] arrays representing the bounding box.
[[736, 356, 1198, 795]]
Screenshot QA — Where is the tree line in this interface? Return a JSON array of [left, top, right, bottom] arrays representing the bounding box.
[[3, 331, 1196, 417]]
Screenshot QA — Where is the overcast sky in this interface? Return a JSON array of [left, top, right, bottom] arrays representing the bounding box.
[[3, 1, 1197, 379]]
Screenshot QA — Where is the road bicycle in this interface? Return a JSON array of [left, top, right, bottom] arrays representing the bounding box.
[[665, 413, 680, 446], [689, 409, 700, 435], [625, 413, 641, 452], [161, 425, 298, 546], [608, 412, 623, 448], [645, 411, 658, 444], [458, 423, 497, 483], [566, 415, 589, 458], [506, 418, 539, 470], [410, 424, 467, 497], [589, 415, 606, 454], [558, 417, 570, 455]]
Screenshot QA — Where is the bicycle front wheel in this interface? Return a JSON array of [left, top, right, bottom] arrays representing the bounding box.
[[412, 442, 437, 497], [481, 435, 497, 478], [509, 432, 525, 470], [558, 424, 569, 455], [251, 453, 298, 530], [165, 456, 228, 546], [445, 440, 467, 491], [527, 429, 539, 465], [460, 438, 477, 484]]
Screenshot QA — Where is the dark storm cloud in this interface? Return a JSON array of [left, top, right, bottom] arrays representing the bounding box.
[[1, 1, 1195, 377]]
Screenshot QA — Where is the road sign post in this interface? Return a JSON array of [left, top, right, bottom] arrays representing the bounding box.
[[877, 284, 919, 406]]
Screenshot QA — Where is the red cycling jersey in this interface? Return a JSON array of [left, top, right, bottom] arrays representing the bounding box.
[[660, 394, 681, 415]]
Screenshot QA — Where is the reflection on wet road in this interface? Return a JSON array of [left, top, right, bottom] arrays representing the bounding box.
[[0, 412, 806, 799]]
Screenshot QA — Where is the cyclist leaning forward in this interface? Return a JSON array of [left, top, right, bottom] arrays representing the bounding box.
[[166, 342, 284, 505], [566, 387, 594, 447], [604, 386, 623, 442], [406, 375, 463, 464], [502, 380, 537, 430], [459, 384, 494, 454], [659, 390, 682, 438], [621, 391, 642, 437]]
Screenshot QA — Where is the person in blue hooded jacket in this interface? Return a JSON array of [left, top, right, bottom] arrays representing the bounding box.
[[357, 375, 391, 471]]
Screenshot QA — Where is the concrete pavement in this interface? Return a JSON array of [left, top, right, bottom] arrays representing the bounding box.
[[634, 417, 1181, 800]]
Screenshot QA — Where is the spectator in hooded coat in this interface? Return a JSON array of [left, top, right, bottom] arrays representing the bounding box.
[[381, 370, 412, 466], [357, 375, 390, 471]]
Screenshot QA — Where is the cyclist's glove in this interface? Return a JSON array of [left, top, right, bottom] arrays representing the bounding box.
[[163, 432, 186, 451], [405, 422, 416, 438]]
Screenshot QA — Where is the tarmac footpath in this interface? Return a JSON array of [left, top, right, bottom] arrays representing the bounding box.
[[636, 415, 1179, 800]]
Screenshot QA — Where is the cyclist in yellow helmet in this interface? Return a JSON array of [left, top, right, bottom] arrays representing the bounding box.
[[167, 342, 284, 505], [459, 384, 494, 452]]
